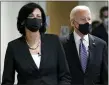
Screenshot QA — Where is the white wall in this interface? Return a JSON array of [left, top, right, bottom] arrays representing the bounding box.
[[1, 1, 46, 84], [79, 1, 108, 21]]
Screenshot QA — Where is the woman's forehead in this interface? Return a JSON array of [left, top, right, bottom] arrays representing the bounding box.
[[32, 8, 41, 15]]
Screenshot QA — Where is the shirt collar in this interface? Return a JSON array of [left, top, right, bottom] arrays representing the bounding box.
[[73, 30, 89, 43], [74, 30, 81, 43]]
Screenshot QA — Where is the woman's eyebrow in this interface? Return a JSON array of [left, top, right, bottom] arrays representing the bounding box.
[[36, 14, 41, 16]]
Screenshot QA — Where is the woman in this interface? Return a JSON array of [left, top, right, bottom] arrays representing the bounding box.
[[1, 2, 71, 85]]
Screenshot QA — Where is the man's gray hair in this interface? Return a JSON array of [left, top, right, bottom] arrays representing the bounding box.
[[70, 5, 91, 21]]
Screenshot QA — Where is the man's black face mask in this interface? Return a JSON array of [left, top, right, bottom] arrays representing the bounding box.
[[75, 20, 92, 35], [78, 23, 92, 35]]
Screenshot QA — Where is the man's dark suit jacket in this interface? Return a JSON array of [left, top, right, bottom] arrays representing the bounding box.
[[1, 34, 71, 85], [61, 32, 108, 85], [92, 23, 108, 45]]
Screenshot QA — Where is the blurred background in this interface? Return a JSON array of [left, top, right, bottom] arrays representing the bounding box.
[[1, 1, 108, 84]]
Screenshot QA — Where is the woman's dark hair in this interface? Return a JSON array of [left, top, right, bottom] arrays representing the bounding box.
[[100, 6, 108, 19], [17, 2, 46, 35]]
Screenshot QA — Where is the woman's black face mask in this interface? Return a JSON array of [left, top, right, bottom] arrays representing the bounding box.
[[25, 18, 42, 32]]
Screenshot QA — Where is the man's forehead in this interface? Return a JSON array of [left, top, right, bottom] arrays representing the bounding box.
[[76, 9, 90, 14], [75, 10, 91, 18]]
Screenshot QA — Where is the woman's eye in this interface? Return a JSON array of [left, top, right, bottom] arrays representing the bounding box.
[[28, 14, 34, 18], [36, 15, 42, 19]]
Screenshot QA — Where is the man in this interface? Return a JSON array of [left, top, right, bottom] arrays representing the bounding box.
[[92, 6, 108, 45], [61, 6, 108, 85]]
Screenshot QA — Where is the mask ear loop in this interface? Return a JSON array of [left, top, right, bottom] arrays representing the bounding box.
[[21, 18, 28, 30], [21, 21, 25, 25]]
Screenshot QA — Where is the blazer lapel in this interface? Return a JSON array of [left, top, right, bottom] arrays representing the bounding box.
[[85, 34, 96, 74], [39, 33, 45, 71], [21, 36, 39, 71], [24, 33, 47, 72]]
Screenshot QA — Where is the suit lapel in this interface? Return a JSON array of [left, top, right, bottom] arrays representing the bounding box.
[[70, 33, 97, 74], [85, 34, 96, 74], [69, 33, 83, 72]]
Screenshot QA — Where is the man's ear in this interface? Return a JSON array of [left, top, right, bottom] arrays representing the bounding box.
[[71, 20, 74, 26], [73, 20, 79, 30]]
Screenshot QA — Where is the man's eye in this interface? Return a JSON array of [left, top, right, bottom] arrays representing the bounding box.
[[88, 18, 91, 20], [81, 19, 85, 20]]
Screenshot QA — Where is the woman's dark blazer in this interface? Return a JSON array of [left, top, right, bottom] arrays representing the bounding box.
[[1, 34, 71, 85]]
